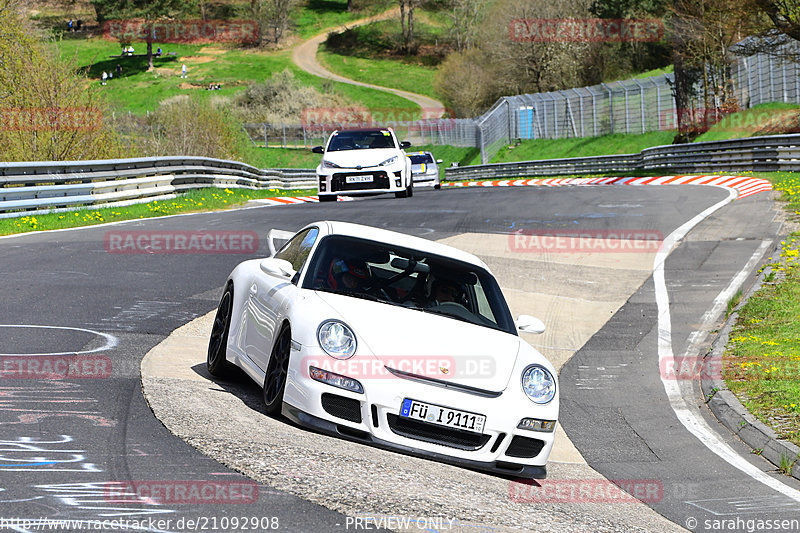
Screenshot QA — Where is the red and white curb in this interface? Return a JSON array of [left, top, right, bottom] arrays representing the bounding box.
[[443, 175, 773, 199]]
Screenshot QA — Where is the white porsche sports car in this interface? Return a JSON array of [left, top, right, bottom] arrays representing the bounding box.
[[311, 128, 414, 202], [207, 221, 558, 478]]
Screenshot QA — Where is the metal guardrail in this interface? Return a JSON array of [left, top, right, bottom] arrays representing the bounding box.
[[445, 133, 800, 180], [0, 156, 316, 218]]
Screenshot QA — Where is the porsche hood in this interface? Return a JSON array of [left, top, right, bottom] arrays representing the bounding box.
[[312, 291, 523, 393]]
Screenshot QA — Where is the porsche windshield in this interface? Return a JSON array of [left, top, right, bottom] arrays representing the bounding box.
[[327, 131, 396, 151], [303, 235, 516, 335]]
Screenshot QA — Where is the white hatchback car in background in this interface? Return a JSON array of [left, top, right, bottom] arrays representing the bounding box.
[[407, 151, 442, 189], [312, 128, 413, 202]]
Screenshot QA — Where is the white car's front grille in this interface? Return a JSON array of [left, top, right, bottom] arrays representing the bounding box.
[[386, 413, 492, 451]]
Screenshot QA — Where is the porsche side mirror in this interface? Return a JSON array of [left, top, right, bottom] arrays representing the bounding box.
[[400, 141, 411, 149], [516, 314, 545, 334], [260, 258, 295, 278], [311, 146, 324, 154], [436, 159, 443, 164]]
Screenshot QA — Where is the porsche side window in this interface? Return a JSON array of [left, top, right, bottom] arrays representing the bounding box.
[[275, 228, 319, 273]]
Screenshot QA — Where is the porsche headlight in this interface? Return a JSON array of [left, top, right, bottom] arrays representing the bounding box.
[[379, 155, 398, 166], [322, 159, 341, 169], [521, 365, 556, 404], [317, 320, 357, 359]]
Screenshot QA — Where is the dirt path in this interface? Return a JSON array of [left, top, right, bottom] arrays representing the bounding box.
[[291, 8, 446, 118]]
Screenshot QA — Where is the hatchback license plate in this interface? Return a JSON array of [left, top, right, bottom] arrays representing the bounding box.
[[400, 399, 485, 433], [345, 175, 373, 183]]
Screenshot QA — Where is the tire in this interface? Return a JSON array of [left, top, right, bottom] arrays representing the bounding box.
[[434, 183, 441, 190], [263, 323, 291, 415], [318, 195, 336, 202], [207, 283, 234, 377], [395, 176, 412, 198]]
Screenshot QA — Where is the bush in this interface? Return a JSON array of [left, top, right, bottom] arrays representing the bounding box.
[[433, 49, 495, 117], [234, 69, 350, 124], [133, 96, 244, 160]]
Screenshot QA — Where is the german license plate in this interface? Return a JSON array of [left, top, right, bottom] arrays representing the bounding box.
[[345, 175, 373, 183], [400, 399, 485, 433]]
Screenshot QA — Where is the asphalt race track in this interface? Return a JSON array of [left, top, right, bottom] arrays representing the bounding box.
[[1, 184, 799, 532]]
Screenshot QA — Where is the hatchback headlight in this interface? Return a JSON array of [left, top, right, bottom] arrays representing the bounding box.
[[317, 320, 357, 359], [521, 365, 556, 404], [379, 156, 398, 166], [322, 159, 341, 169]]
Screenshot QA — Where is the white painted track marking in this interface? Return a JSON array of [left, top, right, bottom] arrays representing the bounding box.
[[654, 187, 800, 503], [0, 325, 117, 356]]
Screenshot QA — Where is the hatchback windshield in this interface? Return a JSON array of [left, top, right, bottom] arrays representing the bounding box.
[[409, 154, 433, 164], [327, 130, 396, 151], [303, 235, 516, 335]]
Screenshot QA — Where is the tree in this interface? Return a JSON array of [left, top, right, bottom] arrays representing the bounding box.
[[731, 0, 800, 61], [668, 0, 757, 141], [446, 0, 486, 52], [0, 0, 121, 161], [253, 0, 298, 45], [590, 0, 671, 77], [90, 0, 187, 70], [478, 0, 595, 94], [434, 0, 597, 115], [749, 0, 800, 41], [398, 0, 420, 52]]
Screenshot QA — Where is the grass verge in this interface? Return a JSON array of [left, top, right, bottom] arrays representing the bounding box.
[[292, 0, 395, 40], [0, 187, 314, 236], [317, 49, 440, 101], [721, 171, 800, 449], [490, 131, 677, 163], [696, 102, 800, 143]]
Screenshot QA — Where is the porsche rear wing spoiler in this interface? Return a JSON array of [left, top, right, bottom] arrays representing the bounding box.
[[266, 229, 296, 257]]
